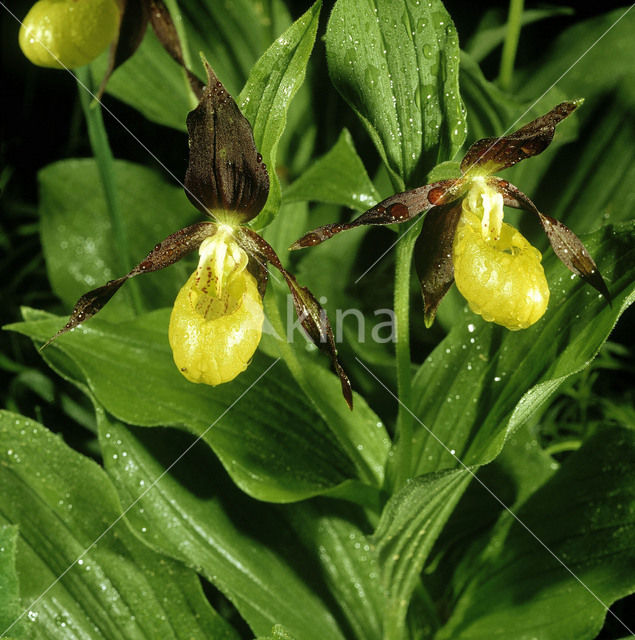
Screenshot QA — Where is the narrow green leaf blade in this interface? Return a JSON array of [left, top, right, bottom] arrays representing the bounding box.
[[7, 309, 358, 502], [98, 413, 347, 640], [240, 1, 322, 229], [373, 469, 473, 639], [407, 222, 635, 478], [438, 427, 635, 640], [0, 525, 22, 637], [0, 410, 239, 639], [285, 500, 384, 640], [325, 0, 466, 186]]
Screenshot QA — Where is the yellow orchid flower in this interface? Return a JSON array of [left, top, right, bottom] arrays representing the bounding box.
[[292, 102, 609, 331], [45, 60, 352, 408]]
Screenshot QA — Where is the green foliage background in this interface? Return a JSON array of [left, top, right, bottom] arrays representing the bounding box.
[[1, 1, 634, 639]]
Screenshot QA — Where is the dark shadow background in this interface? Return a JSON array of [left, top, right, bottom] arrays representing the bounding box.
[[1, 1, 633, 637]]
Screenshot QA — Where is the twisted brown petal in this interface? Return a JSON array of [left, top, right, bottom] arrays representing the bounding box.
[[238, 228, 353, 409], [290, 178, 465, 250], [42, 222, 217, 349], [146, 0, 204, 98], [460, 101, 581, 176], [96, 0, 149, 100], [414, 201, 464, 327], [491, 177, 610, 301]]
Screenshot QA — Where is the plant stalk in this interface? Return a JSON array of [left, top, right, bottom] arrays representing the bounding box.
[[498, 0, 524, 92], [390, 219, 423, 492], [76, 66, 143, 314]]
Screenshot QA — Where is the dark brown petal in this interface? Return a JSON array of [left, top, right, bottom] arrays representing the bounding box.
[[238, 228, 353, 409], [460, 101, 581, 176], [290, 178, 466, 250], [96, 0, 149, 100], [146, 0, 204, 98], [42, 222, 217, 349], [492, 177, 610, 301], [184, 59, 269, 222], [414, 201, 463, 327], [246, 251, 269, 300]]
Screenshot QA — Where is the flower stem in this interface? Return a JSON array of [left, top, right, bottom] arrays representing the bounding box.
[[76, 66, 143, 314], [390, 220, 423, 492], [498, 0, 524, 92]]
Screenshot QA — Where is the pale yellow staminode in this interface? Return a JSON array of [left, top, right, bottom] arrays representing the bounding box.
[[453, 179, 549, 330], [169, 227, 264, 386], [19, 0, 120, 69]]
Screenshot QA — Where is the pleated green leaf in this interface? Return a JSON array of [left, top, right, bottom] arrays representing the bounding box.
[[283, 129, 380, 212], [372, 468, 472, 639], [325, 0, 466, 186], [437, 427, 635, 640], [6, 307, 388, 502], [0, 411, 238, 640], [0, 526, 22, 637], [240, 1, 321, 229], [97, 412, 348, 640]]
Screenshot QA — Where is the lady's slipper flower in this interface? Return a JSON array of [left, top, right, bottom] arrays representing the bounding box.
[[45, 60, 353, 408], [20, 0, 204, 100], [19, 0, 121, 69], [291, 102, 609, 330]]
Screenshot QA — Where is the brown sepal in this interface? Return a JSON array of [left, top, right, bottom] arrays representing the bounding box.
[[493, 177, 610, 302], [460, 101, 581, 176], [185, 60, 269, 222], [238, 228, 353, 409], [42, 222, 217, 349], [146, 0, 204, 98], [414, 201, 463, 327], [96, 0, 150, 100], [246, 252, 269, 300], [290, 179, 465, 250]]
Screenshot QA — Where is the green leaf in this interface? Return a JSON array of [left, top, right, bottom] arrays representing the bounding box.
[[284, 500, 384, 640], [262, 281, 391, 488], [372, 468, 472, 639], [424, 425, 557, 610], [517, 8, 635, 109], [283, 129, 380, 212], [257, 624, 299, 640], [0, 525, 22, 637], [0, 410, 238, 639], [97, 413, 348, 640], [240, 1, 322, 230], [437, 426, 635, 640], [465, 7, 574, 64], [325, 0, 466, 187], [96, 29, 190, 131], [39, 159, 197, 317], [458, 51, 520, 145], [405, 222, 635, 480], [7, 309, 362, 502]]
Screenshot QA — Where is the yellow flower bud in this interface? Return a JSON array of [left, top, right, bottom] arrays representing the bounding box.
[[169, 229, 264, 386], [19, 0, 120, 69], [453, 182, 550, 331]]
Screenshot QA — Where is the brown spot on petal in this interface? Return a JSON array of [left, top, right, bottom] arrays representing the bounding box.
[[387, 203, 410, 221], [428, 187, 446, 205]]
